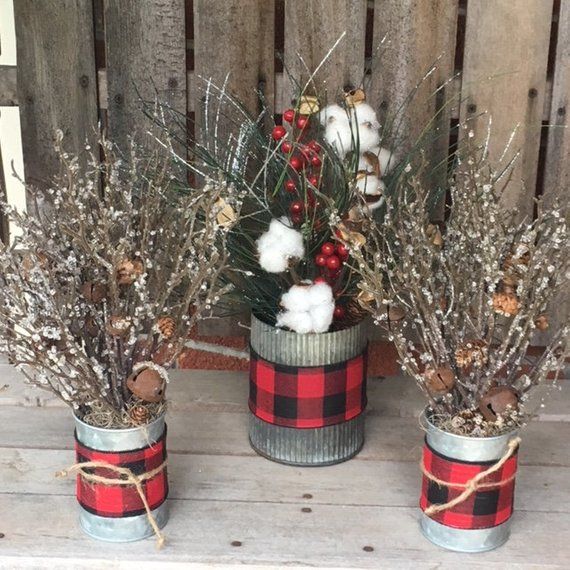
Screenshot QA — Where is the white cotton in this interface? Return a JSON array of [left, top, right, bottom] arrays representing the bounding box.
[[310, 303, 335, 333], [276, 281, 335, 334], [276, 310, 314, 334], [280, 284, 312, 311], [351, 103, 381, 153], [356, 174, 384, 196], [256, 217, 305, 274], [319, 104, 353, 158], [307, 281, 334, 306]]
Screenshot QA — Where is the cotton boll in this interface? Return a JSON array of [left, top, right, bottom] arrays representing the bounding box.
[[280, 284, 312, 312], [310, 302, 335, 333], [319, 104, 352, 158], [366, 194, 385, 211], [352, 103, 380, 130], [276, 310, 314, 334], [356, 174, 383, 196], [367, 145, 396, 175], [307, 281, 334, 306], [258, 249, 289, 273], [256, 217, 305, 274], [350, 103, 381, 154]]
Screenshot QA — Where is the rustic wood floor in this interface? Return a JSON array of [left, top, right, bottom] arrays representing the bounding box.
[[1, 362, 569, 569]]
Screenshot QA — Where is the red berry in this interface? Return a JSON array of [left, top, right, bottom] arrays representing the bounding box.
[[314, 276, 327, 284], [296, 116, 309, 130], [308, 140, 321, 153], [320, 242, 335, 256], [326, 255, 341, 270], [281, 141, 293, 154], [290, 156, 303, 171], [285, 180, 296, 193], [315, 254, 327, 267], [308, 175, 319, 187], [291, 212, 303, 225], [333, 305, 346, 319], [290, 200, 304, 215], [283, 109, 295, 123], [311, 155, 322, 168], [272, 126, 287, 141], [336, 243, 349, 259]]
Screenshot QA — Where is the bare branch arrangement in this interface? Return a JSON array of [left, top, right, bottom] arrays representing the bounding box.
[[342, 133, 569, 436], [0, 132, 235, 428]]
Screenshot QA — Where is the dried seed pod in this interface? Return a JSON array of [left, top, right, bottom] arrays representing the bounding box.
[[85, 316, 99, 337], [81, 281, 107, 303], [455, 339, 488, 369], [344, 87, 366, 107], [534, 315, 549, 331], [426, 223, 443, 247], [424, 365, 455, 395], [297, 95, 320, 115], [479, 386, 519, 421], [386, 304, 406, 323], [492, 292, 521, 317], [157, 316, 176, 339], [116, 259, 144, 286], [107, 316, 132, 337], [127, 367, 165, 403], [129, 404, 150, 426]]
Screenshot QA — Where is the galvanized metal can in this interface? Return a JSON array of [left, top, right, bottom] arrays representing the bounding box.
[[73, 412, 168, 542], [248, 314, 368, 466], [420, 411, 519, 553]]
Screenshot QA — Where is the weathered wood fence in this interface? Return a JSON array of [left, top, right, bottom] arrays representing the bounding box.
[[0, 0, 568, 341]]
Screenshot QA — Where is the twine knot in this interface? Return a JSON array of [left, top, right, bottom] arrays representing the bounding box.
[[421, 436, 521, 517]]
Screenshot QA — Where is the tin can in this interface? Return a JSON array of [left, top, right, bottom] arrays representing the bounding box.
[[248, 314, 368, 466], [420, 411, 519, 552], [73, 412, 169, 542]]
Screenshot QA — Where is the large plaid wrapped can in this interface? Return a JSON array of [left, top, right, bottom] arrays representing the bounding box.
[[419, 411, 519, 553], [248, 314, 368, 466], [73, 413, 169, 542]]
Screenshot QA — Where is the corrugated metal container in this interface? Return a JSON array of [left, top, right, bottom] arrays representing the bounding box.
[[420, 412, 519, 552], [74, 412, 168, 542], [249, 314, 368, 466]]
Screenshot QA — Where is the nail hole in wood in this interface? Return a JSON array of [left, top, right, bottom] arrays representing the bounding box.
[[0, 533, 5, 539], [302, 493, 313, 499], [528, 87, 538, 99], [467, 103, 477, 114], [231, 540, 242, 547], [558, 106, 566, 117], [301, 507, 312, 513], [363, 545, 374, 552]]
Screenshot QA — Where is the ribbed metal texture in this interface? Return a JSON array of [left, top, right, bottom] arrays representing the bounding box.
[[249, 413, 364, 467], [420, 410, 518, 552], [73, 413, 169, 542], [250, 314, 367, 366]]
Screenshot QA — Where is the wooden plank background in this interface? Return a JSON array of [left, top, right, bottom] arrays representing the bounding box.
[[0, 0, 567, 341]]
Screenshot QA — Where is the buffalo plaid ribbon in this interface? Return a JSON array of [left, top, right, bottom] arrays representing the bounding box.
[[420, 438, 518, 529], [75, 428, 168, 518], [249, 347, 367, 428]]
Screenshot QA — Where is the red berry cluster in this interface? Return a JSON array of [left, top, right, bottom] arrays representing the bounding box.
[[271, 109, 323, 226], [314, 240, 349, 282]]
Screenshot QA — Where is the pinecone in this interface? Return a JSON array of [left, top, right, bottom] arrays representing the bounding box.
[[157, 316, 176, 339], [492, 292, 520, 316], [455, 339, 488, 369], [116, 258, 144, 286], [129, 404, 150, 425]]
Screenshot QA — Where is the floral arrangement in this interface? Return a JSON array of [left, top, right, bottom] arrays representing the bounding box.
[[342, 132, 568, 436], [0, 133, 234, 427], [152, 83, 408, 334]]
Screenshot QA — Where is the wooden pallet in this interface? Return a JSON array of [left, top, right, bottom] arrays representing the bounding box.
[[1, 363, 569, 569]]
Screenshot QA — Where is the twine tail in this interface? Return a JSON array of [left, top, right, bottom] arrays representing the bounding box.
[[56, 460, 167, 549], [423, 436, 521, 517]]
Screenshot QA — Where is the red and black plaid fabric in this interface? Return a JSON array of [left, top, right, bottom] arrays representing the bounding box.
[[420, 438, 518, 529], [249, 347, 367, 428], [75, 428, 168, 518]]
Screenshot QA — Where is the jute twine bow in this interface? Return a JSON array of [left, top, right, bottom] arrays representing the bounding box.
[[421, 436, 521, 517], [56, 459, 168, 549]]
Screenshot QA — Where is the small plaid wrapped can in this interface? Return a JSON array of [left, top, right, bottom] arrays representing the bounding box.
[[73, 412, 169, 542], [248, 314, 368, 466], [420, 411, 519, 552]]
